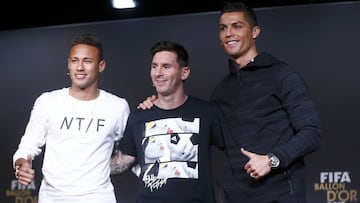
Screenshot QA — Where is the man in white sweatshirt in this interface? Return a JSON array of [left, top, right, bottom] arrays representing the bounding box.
[[12, 33, 130, 203]]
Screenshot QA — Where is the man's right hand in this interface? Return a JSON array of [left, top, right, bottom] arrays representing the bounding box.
[[15, 154, 35, 186], [137, 95, 157, 110]]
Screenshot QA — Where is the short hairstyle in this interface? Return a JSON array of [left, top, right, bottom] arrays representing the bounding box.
[[221, 1, 258, 28], [150, 41, 189, 67], [71, 33, 103, 60]]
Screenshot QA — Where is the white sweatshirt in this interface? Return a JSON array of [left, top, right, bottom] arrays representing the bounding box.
[[13, 88, 130, 203]]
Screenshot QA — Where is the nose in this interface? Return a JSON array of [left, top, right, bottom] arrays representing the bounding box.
[[225, 27, 233, 37], [153, 66, 163, 76], [76, 61, 85, 71]]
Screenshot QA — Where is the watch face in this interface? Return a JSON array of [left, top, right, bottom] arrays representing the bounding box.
[[269, 156, 280, 168]]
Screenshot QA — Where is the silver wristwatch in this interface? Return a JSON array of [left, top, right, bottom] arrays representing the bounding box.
[[267, 153, 280, 169]]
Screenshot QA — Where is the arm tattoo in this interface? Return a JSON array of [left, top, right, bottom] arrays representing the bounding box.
[[111, 162, 131, 175], [110, 150, 136, 175]]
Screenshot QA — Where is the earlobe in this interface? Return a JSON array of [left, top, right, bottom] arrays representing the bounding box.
[[252, 32, 258, 39]]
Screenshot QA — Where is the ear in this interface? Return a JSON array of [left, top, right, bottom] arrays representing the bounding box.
[[181, 66, 190, 80], [252, 25, 261, 39], [99, 60, 106, 73]]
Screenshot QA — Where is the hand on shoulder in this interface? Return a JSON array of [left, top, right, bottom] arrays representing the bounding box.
[[137, 95, 157, 110]]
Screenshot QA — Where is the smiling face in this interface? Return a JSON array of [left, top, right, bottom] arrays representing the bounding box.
[[150, 51, 188, 97], [68, 44, 105, 91], [219, 11, 260, 62]]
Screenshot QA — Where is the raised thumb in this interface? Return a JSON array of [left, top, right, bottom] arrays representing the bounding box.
[[26, 154, 32, 168]]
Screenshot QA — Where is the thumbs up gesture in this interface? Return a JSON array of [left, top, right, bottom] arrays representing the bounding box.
[[15, 154, 35, 186], [241, 148, 271, 179]]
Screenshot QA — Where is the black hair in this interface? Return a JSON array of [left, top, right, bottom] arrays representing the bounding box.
[[71, 33, 103, 60], [221, 1, 258, 27], [150, 41, 189, 67]]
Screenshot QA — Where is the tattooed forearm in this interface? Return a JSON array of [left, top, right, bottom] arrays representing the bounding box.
[[111, 163, 131, 175], [110, 150, 136, 175]]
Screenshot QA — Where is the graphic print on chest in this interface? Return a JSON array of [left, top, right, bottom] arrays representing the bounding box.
[[141, 117, 201, 191]]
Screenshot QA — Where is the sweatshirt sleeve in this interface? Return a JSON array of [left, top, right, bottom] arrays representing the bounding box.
[[272, 70, 323, 168], [113, 98, 130, 142], [12, 93, 49, 168]]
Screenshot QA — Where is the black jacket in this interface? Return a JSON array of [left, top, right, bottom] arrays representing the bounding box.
[[210, 52, 322, 202]]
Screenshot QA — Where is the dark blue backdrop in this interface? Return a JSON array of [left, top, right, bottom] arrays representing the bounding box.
[[1, 2, 359, 202]]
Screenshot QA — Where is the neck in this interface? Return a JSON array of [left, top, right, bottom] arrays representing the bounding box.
[[234, 50, 258, 68], [155, 94, 188, 110], [69, 87, 99, 101]]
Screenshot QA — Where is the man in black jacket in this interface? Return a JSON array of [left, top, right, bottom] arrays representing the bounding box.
[[211, 1, 323, 202]]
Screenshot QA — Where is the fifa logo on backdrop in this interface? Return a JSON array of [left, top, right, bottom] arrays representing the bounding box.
[[314, 171, 358, 203], [6, 179, 38, 203]]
